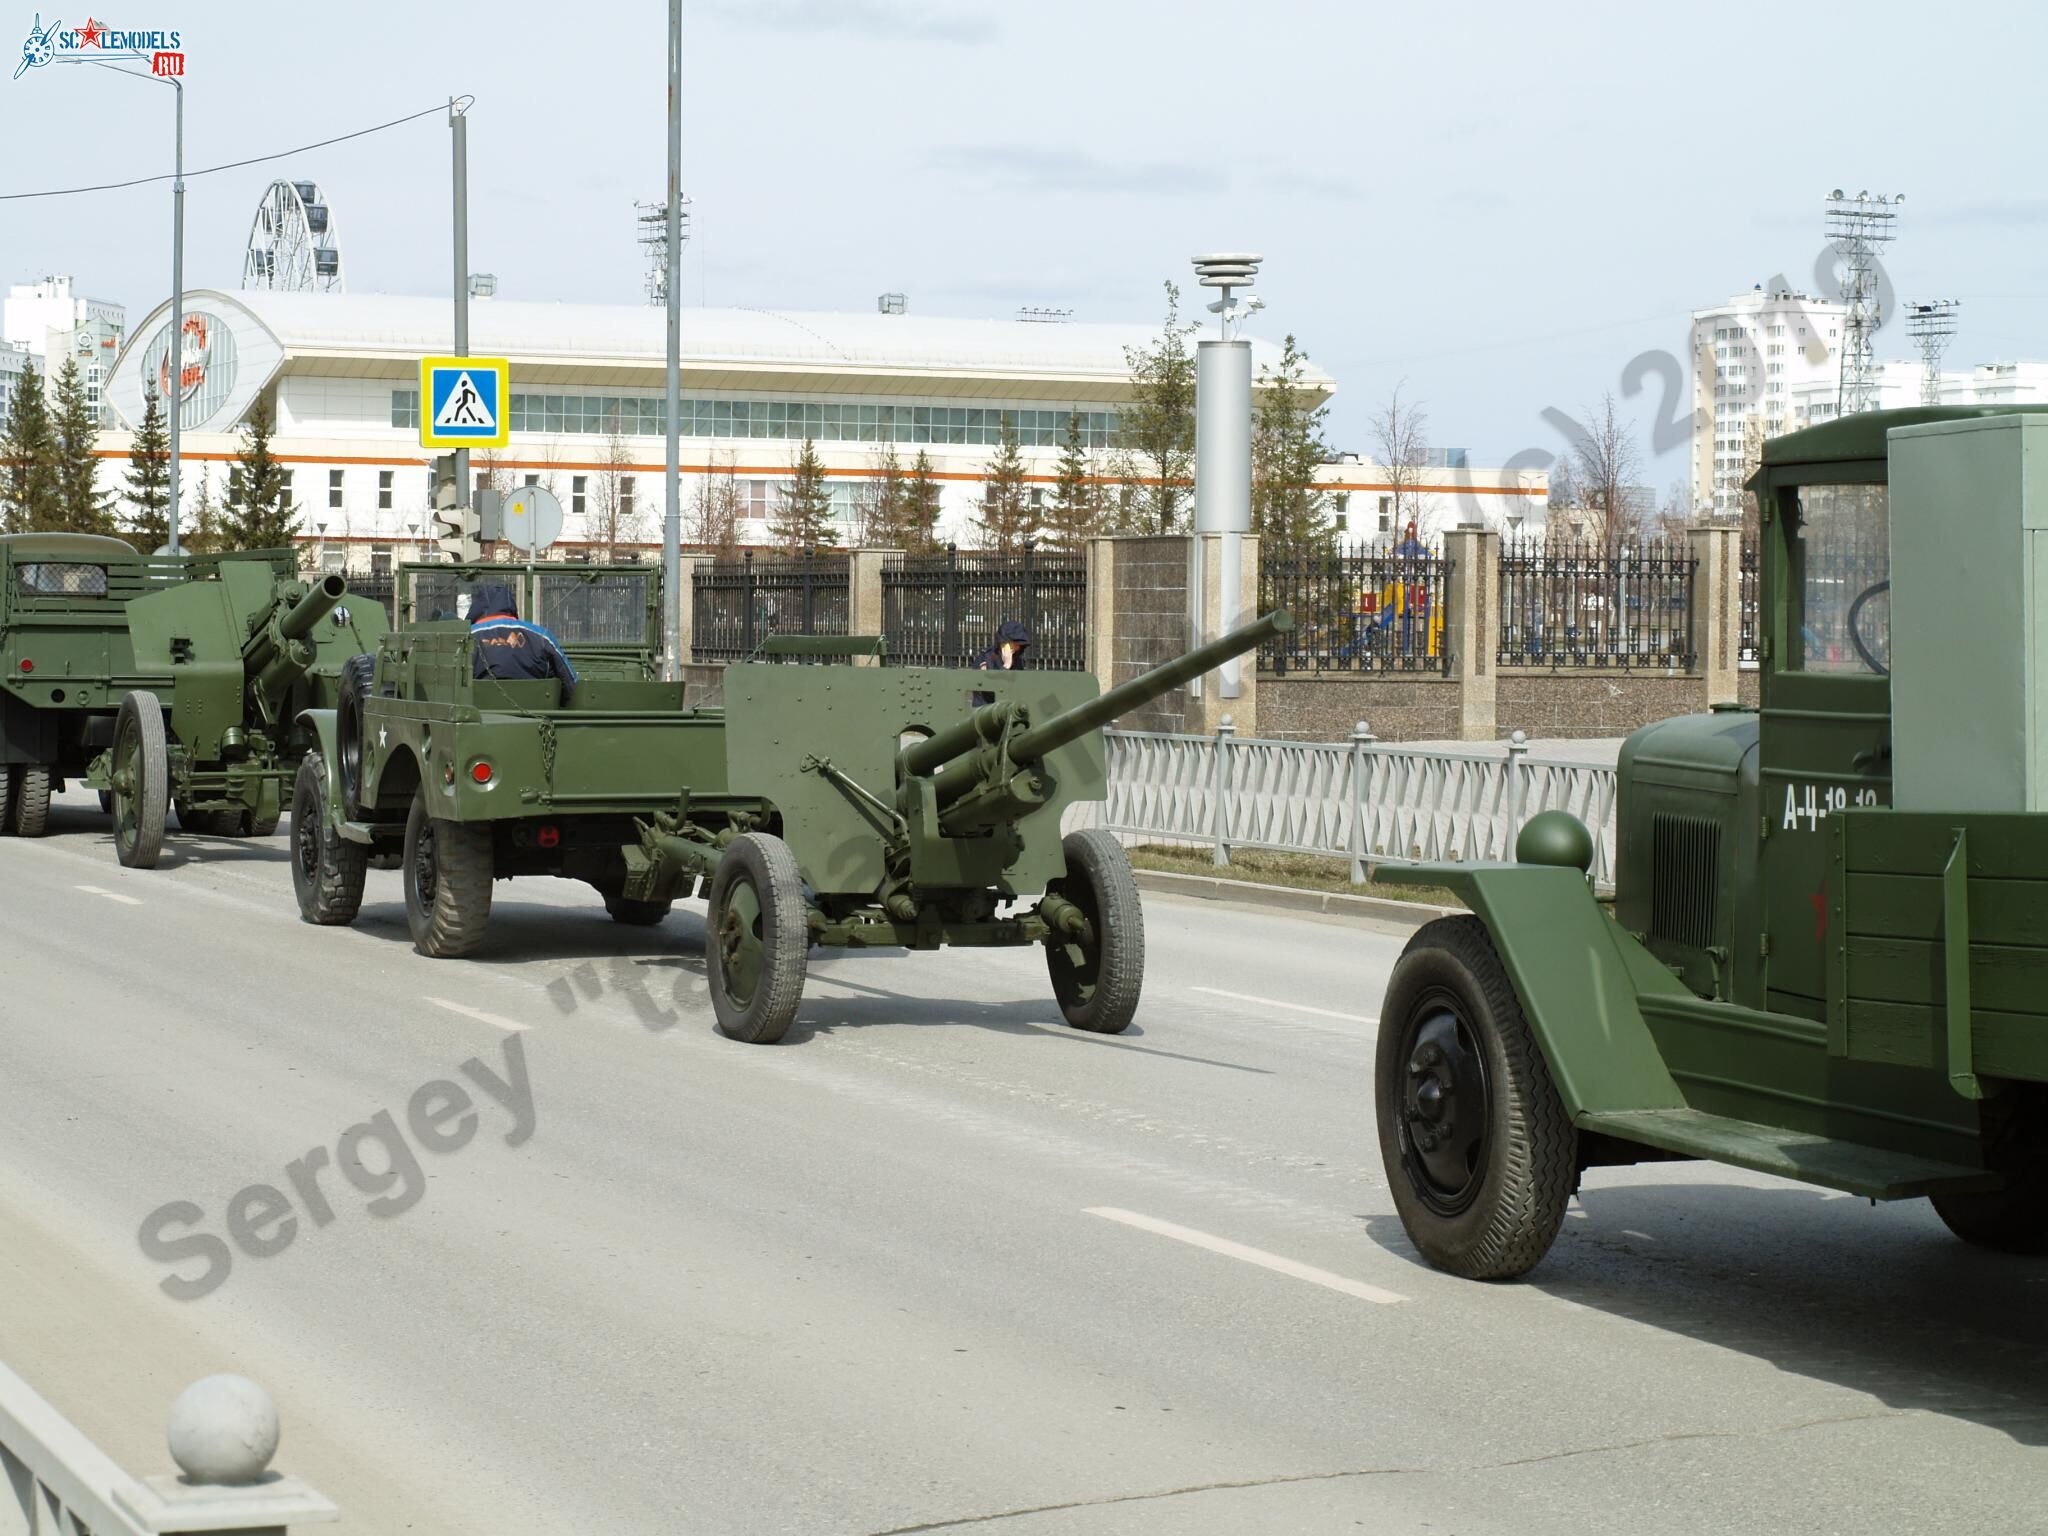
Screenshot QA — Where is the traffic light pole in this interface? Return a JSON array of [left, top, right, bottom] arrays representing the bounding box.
[[450, 97, 470, 545], [661, 0, 684, 679]]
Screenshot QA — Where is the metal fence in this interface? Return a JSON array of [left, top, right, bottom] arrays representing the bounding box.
[[346, 569, 398, 626], [692, 551, 850, 661], [882, 542, 1087, 669], [1739, 535, 1759, 664], [1083, 724, 1618, 895], [1497, 536, 1695, 669], [1257, 539, 1452, 675]]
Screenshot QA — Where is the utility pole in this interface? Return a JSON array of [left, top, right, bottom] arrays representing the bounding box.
[[450, 97, 470, 541], [167, 75, 184, 552], [1192, 253, 1263, 704], [662, 0, 684, 678]]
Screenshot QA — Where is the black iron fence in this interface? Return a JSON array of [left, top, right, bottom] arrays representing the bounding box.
[[1497, 536, 1695, 670], [691, 550, 850, 661], [1257, 539, 1452, 675], [1739, 535, 1759, 663], [882, 543, 1087, 670], [345, 570, 398, 626]]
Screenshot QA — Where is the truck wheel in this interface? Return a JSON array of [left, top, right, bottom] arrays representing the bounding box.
[[249, 808, 282, 838], [707, 832, 808, 1044], [336, 653, 376, 817], [1931, 1166, 2048, 1254], [604, 895, 673, 927], [290, 751, 366, 926], [109, 695, 167, 867], [10, 763, 52, 839], [0, 765, 15, 833], [1044, 828, 1145, 1034], [403, 787, 493, 957], [1376, 915, 1576, 1281]]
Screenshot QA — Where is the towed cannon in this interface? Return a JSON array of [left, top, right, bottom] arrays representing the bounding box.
[[102, 568, 387, 867]]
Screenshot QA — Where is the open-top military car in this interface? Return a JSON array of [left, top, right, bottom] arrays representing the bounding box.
[[292, 560, 1286, 1045], [0, 532, 385, 864], [1374, 407, 2048, 1278]]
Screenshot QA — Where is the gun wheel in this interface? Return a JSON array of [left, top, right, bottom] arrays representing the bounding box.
[[291, 751, 366, 926], [109, 694, 167, 867], [1044, 829, 1145, 1034], [1376, 916, 1576, 1281], [707, 832, 808, 1045], [97, 789, 113, 815], [403, 786, 494, 957]]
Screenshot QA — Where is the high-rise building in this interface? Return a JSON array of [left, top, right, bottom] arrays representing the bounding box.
[[3, 275, 127, 422], [1688, 286, 1845, 517], [0, 341, 27, 422]]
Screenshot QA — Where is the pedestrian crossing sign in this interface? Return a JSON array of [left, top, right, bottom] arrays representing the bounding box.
[[419, 355, 510, 448]]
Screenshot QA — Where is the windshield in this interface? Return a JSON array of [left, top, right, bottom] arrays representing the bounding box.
[[1792, 483, 1889, 674]]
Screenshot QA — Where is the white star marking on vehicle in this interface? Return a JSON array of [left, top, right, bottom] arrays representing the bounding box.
[[378, 726, 388, 748]]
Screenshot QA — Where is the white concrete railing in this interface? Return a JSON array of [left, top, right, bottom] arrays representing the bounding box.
[[1087, 723, 1618, 895], [0, 1365, 336, 1535]]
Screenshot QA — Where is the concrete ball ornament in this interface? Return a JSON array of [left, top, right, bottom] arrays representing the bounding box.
[[166, 1375, 280, 1484]]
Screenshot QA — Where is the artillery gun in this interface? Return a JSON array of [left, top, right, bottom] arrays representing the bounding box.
[[290, 560, 1287, 1044], [1371, 407, 2048, 1279]]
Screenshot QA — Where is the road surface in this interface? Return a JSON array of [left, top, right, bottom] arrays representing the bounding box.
[[1, 786, 2042, 1533]]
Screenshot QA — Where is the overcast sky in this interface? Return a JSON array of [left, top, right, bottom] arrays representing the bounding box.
[[6, 0, 2047, 497]]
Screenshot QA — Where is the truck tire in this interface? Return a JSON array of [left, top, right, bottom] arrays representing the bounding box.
[[0, 765, 15, 833], [1044, 828, 1145, 1034], [707, 832, 809, 1045], [403, 786, 493, 957], [1376, 915, 1576, 1281], [109, 694, 167, 867], [290, 751, 366, 926], [336, 653, 377, 817], [10, 763, 52, 839], [1931, 1167, 2048, 1254], [604, 895, 673, 926]]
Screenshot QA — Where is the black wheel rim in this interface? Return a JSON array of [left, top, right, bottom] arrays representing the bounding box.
[[295, 792, 320, 882], [1397, 991, 1492, 1216], [413, 820, 439, 906], [716, 876, 764, 1007], [1045, 868, 1102, 1007]]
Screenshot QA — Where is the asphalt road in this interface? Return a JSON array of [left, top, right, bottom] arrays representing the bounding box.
[[2, 786, 2044, 1534]]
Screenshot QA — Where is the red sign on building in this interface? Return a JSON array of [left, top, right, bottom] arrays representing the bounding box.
[[150, 51, 183, 77]]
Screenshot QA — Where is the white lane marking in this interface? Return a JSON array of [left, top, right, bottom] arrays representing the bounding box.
[[427, 997, 531, 1033], [1086, 1207, 1407, 1305], [74, 884, 142, 907], [1189, 985, 1374, 1026]]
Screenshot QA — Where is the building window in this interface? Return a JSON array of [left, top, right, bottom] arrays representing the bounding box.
[[328, 469, 344, 510], [370, 543, 393, 575], [524, 474, 538, 487], [571, 475, 587, 517], [278, 470, 293, 509], [378, 470, 393, 510], [391, 390, 419, 429], [620, 476, 636, 522], [474, 472, 489, 500], [1378, 494, 1393, 533]]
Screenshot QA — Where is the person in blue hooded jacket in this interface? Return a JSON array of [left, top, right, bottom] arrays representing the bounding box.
[[468, 581, 579, 697], [969, 618, 1031, 707]]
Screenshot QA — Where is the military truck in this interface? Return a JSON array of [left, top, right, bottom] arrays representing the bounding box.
[[0, 532, 387, 864], [1373, 407, 2048, 1279], [290, 559, 1288, 1045]]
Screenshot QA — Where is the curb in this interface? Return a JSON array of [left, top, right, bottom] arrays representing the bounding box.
[[1131, 868, 1460, 929]]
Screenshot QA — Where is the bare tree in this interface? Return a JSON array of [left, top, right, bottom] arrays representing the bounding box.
[[590, 417, 641, 560], [1370, 383, 1435, 537], [1561, 392, 1645, 551], [689, 449, 741, 554]]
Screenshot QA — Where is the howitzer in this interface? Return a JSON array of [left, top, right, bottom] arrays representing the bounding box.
[[245, 572, 349, 726]]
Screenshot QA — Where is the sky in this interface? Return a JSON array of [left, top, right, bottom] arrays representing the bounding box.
[[5, 0, 2048, 502]]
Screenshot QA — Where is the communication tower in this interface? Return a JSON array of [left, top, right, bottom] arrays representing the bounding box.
[[1823, 188, 1903, 415], [637, 198, 691, 306], [1905, 299, 1960, 406]]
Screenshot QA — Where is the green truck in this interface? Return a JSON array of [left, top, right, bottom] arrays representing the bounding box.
[[0, 531, 387, 863], [1374, 407, 2048, 1278], [291, 560, 1287, 1045]]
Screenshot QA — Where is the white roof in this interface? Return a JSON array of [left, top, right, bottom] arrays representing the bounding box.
[[123, 290, 1330, 398]]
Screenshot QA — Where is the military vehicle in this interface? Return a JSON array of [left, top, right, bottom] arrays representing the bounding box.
[[0, 532, 387, 865], [290, 559, 1288, 1044], [1372, 407, 2048, 1279]]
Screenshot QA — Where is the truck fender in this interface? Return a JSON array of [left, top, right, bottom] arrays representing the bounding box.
[[295, 708, 344, 827], [1376, 863, 1689, 1118]]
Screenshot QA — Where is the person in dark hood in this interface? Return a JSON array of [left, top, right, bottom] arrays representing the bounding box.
[[468, 582, 579, 696], [969, 619, 1031, 707]]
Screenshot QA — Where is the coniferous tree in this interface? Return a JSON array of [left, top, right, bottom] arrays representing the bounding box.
[[864, 446, 910, 548], [769, 436, 834, 552], [185, 466, 222, 555], [1, 356, 60, 532], [1110, 280, 1198, 533], [51, 354, 114, 534], [1251, 334, 1334, 560], [124, 380, 173, 551], [901, 449, 943, 552], [1040, 411, 1100, 554], [223, 397, 301, 551], [973, 413, 1036, 552]]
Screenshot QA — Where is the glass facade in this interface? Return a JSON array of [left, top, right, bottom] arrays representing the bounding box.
[[390, 389, 1116, 449]]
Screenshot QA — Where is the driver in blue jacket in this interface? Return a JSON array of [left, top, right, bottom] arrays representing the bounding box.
[[468, 582, 578, 697]]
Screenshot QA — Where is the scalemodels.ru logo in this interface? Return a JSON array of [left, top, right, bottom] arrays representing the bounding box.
[[14, 13, 185, 81]]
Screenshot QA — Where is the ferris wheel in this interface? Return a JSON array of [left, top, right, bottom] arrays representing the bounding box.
[[241, 179, 345, 294]]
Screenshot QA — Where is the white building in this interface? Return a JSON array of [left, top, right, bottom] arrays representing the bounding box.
[[1315, 454, 1544, 536], [0, 342, 27, 423], [1786, 359, 2048, 431], [4, 275, 127, 420], [1689, 286, 1846, 516]]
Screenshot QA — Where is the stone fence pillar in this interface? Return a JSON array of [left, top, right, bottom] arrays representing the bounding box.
[[1688, 524, 1742, 706], [847, 547, 900, 666], [1443, 525, 1499, 741]]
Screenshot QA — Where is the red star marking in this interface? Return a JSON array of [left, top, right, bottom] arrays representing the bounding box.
[[76, 17, 104, 47], [1811, 878, 1828, 944]]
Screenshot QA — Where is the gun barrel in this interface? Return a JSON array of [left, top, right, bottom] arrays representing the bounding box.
[[279, 573, 348, 644]]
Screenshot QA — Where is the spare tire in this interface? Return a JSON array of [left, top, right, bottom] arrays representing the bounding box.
[[336, 653, 377, 817]]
